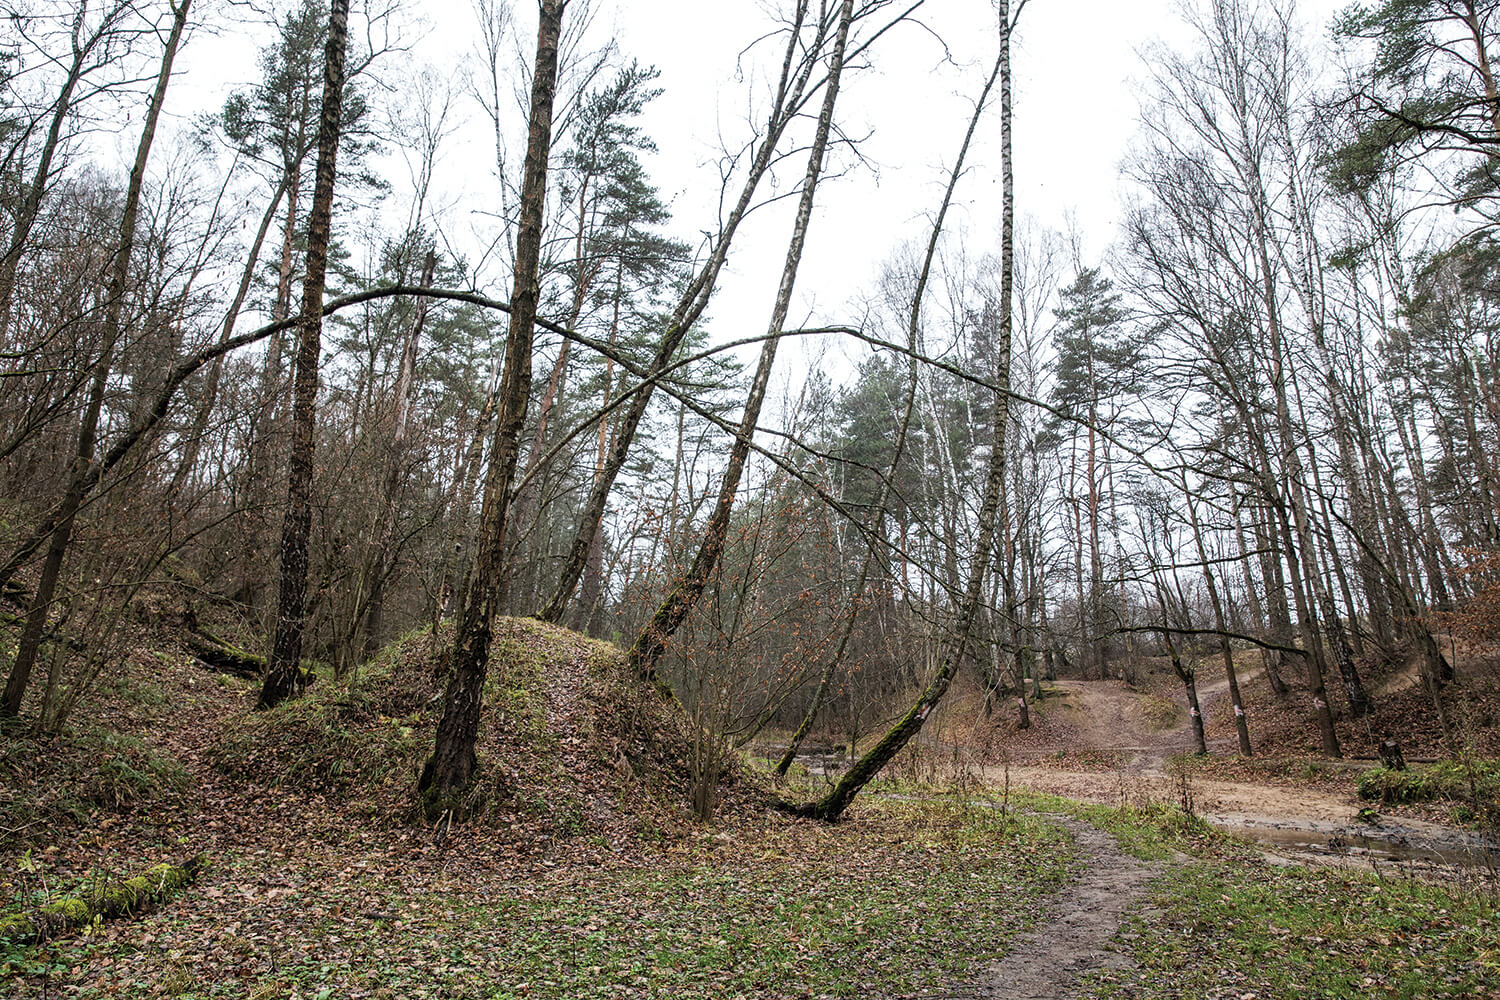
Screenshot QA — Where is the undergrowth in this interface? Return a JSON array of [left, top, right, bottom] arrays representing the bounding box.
[[0, 724, 191, 842], [1085, 858, 1500, 999], [209, 618, 749, 840], [1358, 758, 1500, 824], [13, 799, 1074, 998]]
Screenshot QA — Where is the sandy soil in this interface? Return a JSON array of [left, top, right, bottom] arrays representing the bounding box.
[[975, 668, 1497, 870]]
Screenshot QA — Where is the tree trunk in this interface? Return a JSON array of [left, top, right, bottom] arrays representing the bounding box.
[[1, 0, 192, 718], [0, 3, 132, 347], [259, 0, 352, 710], [171, 175, 292, 496], [1180, 490, 1252, 755], [538, 0, 828, 624], [775, 39, 1002, 777], [1232, 489, 1289, 696], [419, 0, 567, 819], [627, 0, 853, 683], [799, 0, 1019, 821], [362, 250, 438, 658], [1163, 630, 1207, 756]]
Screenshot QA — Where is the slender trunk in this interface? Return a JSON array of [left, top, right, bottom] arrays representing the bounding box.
[[1086, 400, 1105, 671], [171, 176, 291, 495], [1288, 383, 1373, 717], [801, 0, 1018, 821], [240, 172, 303, 613], [1232, 488, 1289, 695], [2, 0, 192, 718], [628, 0, 852, 683], [363, 250, 438, 657], [259, 0, 352, 710], [0, 3, 125, 346], [1186, 492, 1252, 756], [1163, 629, 1206, 756], [1393, 381, 1454, 609], [539, 1, 827, 623], [419, 0, 567, 818], [775, 39, 1002, 775], [1252, 263, 1339, 753]]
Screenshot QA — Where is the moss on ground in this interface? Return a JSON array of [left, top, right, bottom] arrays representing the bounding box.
[[210, 618, 734, 839]]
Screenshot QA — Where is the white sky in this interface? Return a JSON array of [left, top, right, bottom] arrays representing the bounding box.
[[163, 0, 1346, 380]]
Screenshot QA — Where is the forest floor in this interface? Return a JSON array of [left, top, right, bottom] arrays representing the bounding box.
[[1, 619, 1499, 998]]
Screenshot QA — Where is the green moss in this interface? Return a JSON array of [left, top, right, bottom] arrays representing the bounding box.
[[0, 915, 36, 942], [96, 876, 151, 914], [213, 616, 714, 837], [39, 897, 91, 923], [4, 855, 207, 945], [197, 629, 266, 669]]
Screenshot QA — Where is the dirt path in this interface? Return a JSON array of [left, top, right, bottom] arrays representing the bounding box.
[[946, 816, 1157, 999], [979, 764, 1494, 870]]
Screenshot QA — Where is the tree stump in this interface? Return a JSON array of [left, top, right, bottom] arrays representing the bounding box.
[[1377, 739, 1406, 771]]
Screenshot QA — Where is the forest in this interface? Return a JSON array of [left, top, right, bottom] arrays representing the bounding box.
[[1, 0, 1499, 997]]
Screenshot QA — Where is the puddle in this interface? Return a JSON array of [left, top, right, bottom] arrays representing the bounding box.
[[750, 745, 850, 776], [1204, 812, 1500, 870]]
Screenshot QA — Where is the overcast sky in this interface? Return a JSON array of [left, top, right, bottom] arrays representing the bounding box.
[[167, 0, 1347, 383]]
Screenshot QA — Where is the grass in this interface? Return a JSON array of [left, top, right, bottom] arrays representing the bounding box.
[[7, 798, 1074, 999], [1358, 758, 1500, 823], [1028, 787, 1500, 999], [1005, 789, 1227, 861], [1084, 860, 1499, 998], [208, 617, 733, 838], [1140, 694, 1181, 731], [0, 723, 191, 837]]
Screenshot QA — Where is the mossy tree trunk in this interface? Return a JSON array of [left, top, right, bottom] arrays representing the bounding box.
[[627, 0, 854, 683], [0, 855, 207, 944], [798, 0, 1020, 822]]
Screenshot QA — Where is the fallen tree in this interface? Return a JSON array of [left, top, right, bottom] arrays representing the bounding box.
[[0, 853, 208, 943], [183, 628, 266, 680]]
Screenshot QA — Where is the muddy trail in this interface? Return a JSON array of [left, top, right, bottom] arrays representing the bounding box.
[[942, 817, 1157, 1000], [978, 670, 1499, 873], [777, 662, 1496, 873]]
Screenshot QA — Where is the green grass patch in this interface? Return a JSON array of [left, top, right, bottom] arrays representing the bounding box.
[[1007, 789, 1231, 861], [209, 624, 456, 806], [1358, 758, 1500, 822], [0, 724, 191, 838], [1084, 860, 1500, 998]]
